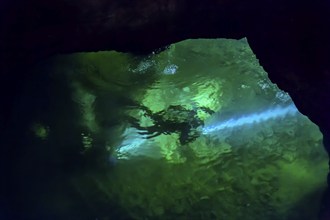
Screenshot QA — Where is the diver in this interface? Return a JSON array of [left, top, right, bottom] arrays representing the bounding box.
[[128, 104, 214, 145]]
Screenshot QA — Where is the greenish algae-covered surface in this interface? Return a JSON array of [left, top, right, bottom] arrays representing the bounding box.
[[26, 38, 327, 219]]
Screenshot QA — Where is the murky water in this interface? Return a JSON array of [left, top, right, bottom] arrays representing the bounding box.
[[13, 38, 328, 219]]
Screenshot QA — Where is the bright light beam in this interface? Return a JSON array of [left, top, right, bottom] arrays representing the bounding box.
[[115, 127, 163, 159], [202, 104, 298, 134]]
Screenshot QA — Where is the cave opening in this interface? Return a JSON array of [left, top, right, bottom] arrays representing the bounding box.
[[9, 38, 328, 220]]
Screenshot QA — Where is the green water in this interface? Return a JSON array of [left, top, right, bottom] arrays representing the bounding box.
[[22, 38, 327, 219]]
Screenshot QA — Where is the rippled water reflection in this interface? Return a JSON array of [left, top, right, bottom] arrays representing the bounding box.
[[20, 38, 328, 219]]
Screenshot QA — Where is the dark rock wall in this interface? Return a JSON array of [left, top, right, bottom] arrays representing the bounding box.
[[246, 0, 330, 140], [1, 0, 330, 219], [1, 0, 249, 58]]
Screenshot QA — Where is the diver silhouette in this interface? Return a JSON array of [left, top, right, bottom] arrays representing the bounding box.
[[128, 104, 214, 145]]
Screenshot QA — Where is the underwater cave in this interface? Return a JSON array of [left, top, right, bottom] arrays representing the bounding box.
[[3, 38, 328, 220], [1, 1, 330, 220]]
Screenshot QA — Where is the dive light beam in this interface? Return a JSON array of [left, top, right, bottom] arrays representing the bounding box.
[[202, 104, 298, 134]]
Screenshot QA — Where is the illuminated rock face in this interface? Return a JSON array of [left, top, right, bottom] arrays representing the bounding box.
[[45, 38, 327, 219]]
